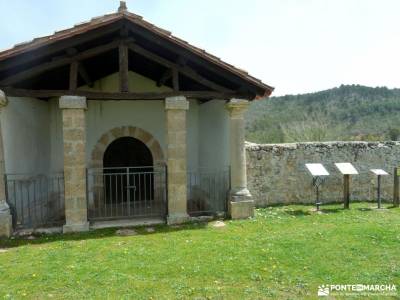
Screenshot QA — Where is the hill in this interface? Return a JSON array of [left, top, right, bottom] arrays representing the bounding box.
[[246, 84, 400, 143]]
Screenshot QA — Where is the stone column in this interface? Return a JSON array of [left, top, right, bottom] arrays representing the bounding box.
[[165, 96, 189, 224], [226, 99, 254, 219], [59, 96, 89, 233], [0, 90, 12, 238]]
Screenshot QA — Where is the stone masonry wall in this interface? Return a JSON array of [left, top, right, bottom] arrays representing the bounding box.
[[247, 141, 400, 206]]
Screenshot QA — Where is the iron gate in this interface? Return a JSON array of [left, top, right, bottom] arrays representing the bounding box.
[[5, 173, 65, 229], [87, 166, 167, 221], [187, 168, 230, 216]]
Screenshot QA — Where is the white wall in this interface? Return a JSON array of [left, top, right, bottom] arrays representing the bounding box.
[[187, 99, 199, 170], [46, 71, 203, 171], [48, 98, 63, 173], [198, 100, 230, 171], [2, 97, 50, 174], [86, 100, 166, 161], [2, 72, 229, 175]]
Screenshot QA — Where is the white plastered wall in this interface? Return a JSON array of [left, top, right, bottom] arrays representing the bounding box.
[[198, 100, 230, 171], [2, 97, 50, 174], [2, 71, 230, 176], [47, 71, 202, 173]]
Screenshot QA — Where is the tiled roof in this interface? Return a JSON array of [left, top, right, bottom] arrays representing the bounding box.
[[0, 3, 274, 97]]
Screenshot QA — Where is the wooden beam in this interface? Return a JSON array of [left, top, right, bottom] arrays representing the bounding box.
[[157, 69, 172, 87], [172, 68, 179, 91], [124, 23, 263, 94], [0, 21, 123, 72], [127, 43, 232, 93], [69, 61, 79, 91], [394, 167, 399, 207], [119, 42, 129, 92], [0, 40, 121, 86], [78, 63, 93, 87], [0, 87, 247, 100], [66, 48, 78, 56]]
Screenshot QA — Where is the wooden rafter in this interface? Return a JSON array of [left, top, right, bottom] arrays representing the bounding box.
[[0, 40, 121, 86], [0, 22, 123, 72], [124, 22, 262, 94], [127, 43, 232, 93], [119, 42, 129, 92]]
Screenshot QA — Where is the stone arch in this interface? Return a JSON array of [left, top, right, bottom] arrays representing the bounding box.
[[90, 126, 164, 169]]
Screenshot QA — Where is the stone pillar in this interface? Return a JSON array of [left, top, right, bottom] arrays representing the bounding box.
[[165, 96, 189, 224], [59, 96, 89, 233], [0, 90, 12, 238], [226, 99, 254, 219]]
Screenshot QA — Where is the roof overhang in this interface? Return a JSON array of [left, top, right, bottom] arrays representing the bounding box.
[[0, 3, 274, 100]]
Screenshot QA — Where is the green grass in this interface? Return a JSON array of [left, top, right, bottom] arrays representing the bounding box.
[[0, 202, 399, 299]]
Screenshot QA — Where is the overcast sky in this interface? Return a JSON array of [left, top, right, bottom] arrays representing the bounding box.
[[0, 0, 399, 96]]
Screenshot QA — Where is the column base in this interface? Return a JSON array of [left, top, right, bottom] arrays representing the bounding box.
[[0, 203, 13, 238], [63, 222, 90, 233], [230, 188, 252, 200], [229, 200, 255, 219], [167, 213, 190, 225]]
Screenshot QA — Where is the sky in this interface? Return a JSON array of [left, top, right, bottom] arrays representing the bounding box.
[[0, 0, 399, 96]]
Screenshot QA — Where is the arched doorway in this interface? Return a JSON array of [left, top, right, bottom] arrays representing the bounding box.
[[104, 137, 153, 169], [87, 127, 166, 221], [103, 137, 154, 206], [92, 136, 166, 219]]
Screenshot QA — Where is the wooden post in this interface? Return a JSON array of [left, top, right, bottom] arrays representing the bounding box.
[[377, 175, 382, 209], [394, 167, 399, 207], [172, 68, 179, 91], [69, 61, 79, 91], [343, 174, 350, 209], [119, 43, 129, 92]]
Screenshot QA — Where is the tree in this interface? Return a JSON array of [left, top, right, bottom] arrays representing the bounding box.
[[388, 127, 400, 141]]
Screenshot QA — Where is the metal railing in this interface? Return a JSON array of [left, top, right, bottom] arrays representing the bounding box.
[[5, 173, 65, 229], [187, 167, 230, 216], [87, 166, 167, 221]]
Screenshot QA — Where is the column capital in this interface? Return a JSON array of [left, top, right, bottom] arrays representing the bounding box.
[[0, 90, 8, 109], [226, 99, 249, 117], [59, 95, 87, 109], [165, 96, 189, 110]]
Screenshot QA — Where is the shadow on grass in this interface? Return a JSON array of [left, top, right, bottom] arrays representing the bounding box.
[[384, 205, 400, 210], [0, 221, 209, 249], [283, 207, 345, 216], [283, 210, 312, 217], [319, 207, 345, 214], [357, 207, 373, 212]]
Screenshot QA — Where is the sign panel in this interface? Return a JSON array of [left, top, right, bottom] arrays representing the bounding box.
[[335, 163, 358, 175], [370, 169, 389, 176], [305, 163, 329, 176]]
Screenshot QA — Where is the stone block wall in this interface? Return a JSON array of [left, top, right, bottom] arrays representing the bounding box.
[[247, 141, 400, 206]]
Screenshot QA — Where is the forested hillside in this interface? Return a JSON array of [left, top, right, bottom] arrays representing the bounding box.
[[246, 85, 400, 143]]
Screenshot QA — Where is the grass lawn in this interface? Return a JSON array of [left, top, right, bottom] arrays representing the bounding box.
[[0, 202, 399, 299]]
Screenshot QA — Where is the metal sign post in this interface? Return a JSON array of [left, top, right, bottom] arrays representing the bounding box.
[[371, 169, 389, 209], [394, 167, 400, 208], [305, 164, 329, 211], [335, 163, 359, 209], [312, 176, 326, 210]]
